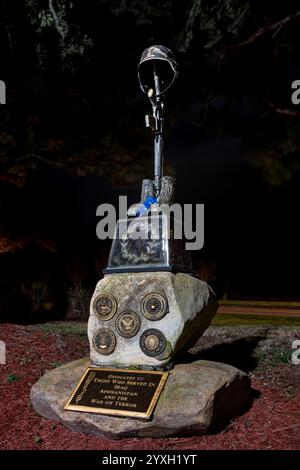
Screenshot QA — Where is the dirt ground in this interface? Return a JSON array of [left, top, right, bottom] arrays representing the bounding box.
[[0, 323, 299, 450]]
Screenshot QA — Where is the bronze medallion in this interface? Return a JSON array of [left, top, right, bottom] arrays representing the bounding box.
[[93, 328, 116, 355], [141, 292, 168, 321], [93, 293, 117, 321], [116, 311, 141, 338], [140, 328, 166, 357]]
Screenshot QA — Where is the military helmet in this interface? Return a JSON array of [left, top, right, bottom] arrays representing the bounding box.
[[138, 45, 178, 97]]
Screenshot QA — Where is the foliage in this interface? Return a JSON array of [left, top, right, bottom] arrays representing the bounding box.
[[20, 278, 54, 313], [65, 251, 92, 319], [247, 123, 300, 186], [7, 374, 20, 383], [179, 0, 250, 52], [1, 0, 300, 188], [66, 285, 91, 319], [26, 0, 93, 70], [2, 1, 300, 314]]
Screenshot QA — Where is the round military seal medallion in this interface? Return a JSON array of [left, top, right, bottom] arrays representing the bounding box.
[[140, 328, 166, 357], [141, 292, 168, 321], [116, 311, 141, 338], [93, 328, 116, 355], [93, 293, 117, 321]]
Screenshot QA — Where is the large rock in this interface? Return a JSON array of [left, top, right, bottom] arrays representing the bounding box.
[[30, 357, 251, 439], [88, 272, 217, 369]]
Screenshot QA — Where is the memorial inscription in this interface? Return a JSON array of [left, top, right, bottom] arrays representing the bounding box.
[[65, 367, 169, 419]]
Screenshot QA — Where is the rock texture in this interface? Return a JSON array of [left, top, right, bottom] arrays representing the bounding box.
[[30, 357, 251, 439], [88, 272, 217, 368]]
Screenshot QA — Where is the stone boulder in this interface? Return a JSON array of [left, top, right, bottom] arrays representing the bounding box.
[[88, 272, 217, 369], [30, 357, 251, 439]]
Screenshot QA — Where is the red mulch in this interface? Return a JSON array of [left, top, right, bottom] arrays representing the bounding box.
[[0, 323, 299, 450]]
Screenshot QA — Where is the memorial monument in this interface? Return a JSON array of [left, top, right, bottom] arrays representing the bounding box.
[[88, 45, 217, 370], [31, 46, 251, 438]]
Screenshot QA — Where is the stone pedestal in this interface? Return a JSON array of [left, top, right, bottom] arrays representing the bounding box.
[[30, 357, 251, 439], [88, 272, 217, 369]]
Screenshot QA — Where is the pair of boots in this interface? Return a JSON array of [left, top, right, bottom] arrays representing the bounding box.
[[127, 176, 176, 217]]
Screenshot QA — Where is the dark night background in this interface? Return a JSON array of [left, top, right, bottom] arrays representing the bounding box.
[[1, 0, 300, 323]]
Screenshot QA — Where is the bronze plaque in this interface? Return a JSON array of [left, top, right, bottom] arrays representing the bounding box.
[[116, 311, 141, 338], [93, 293, 117, 321], [93, 328, 116, 355], [65, 367, 169, 419]]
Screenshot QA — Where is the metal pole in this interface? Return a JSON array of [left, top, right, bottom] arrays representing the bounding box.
[[153, 63, 164, 200], [154, 133, 164, 198]]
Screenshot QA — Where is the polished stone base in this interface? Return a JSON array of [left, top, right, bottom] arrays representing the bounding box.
[[30, 357, 251, 439]]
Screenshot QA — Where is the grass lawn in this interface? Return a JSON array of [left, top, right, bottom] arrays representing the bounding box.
[[212, 313, 300, 326], [29, 313, 300, 339], [32, 321, 88, 337]]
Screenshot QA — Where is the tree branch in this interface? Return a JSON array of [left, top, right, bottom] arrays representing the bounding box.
[[48, 0, 66, 40], [262, 96, 300, 117], [229, 10, 300, 49]]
